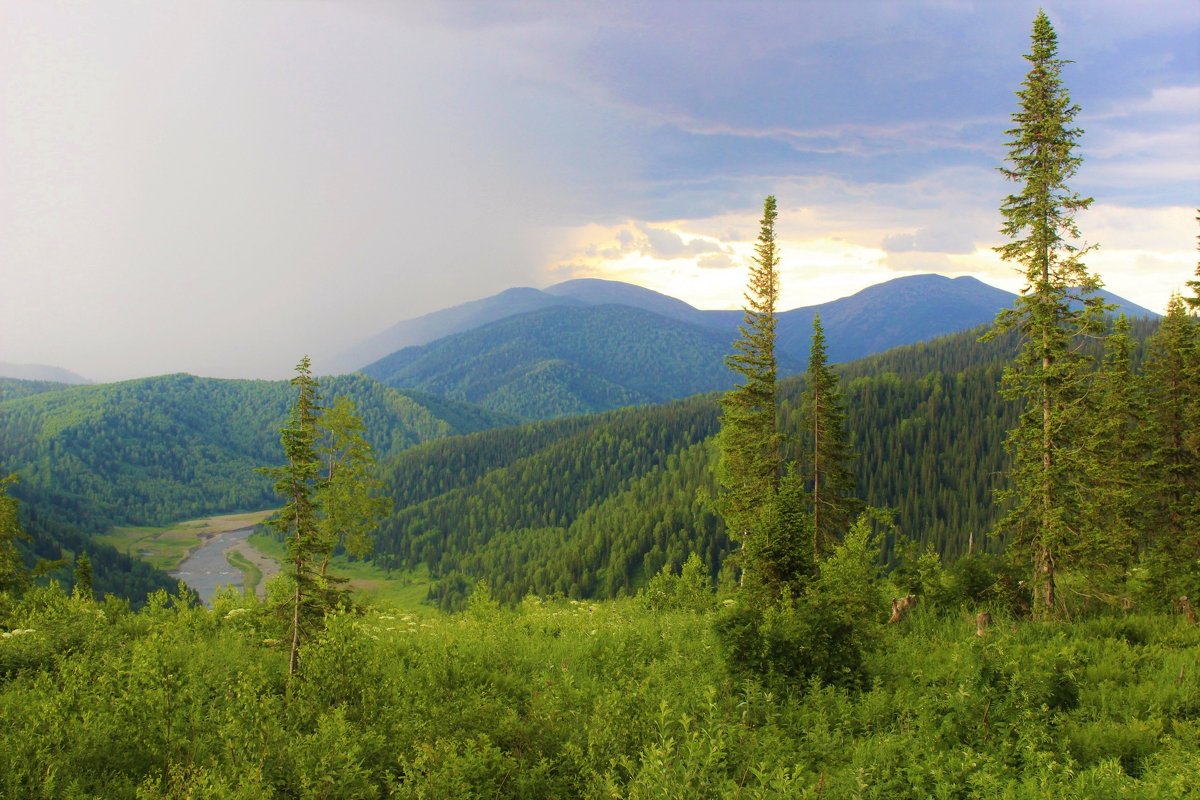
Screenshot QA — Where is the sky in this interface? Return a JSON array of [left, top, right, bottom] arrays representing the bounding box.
[[1, 0, 1197, 382]]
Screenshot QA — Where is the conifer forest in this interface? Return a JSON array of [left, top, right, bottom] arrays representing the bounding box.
[[1, 11, 1198, 798]]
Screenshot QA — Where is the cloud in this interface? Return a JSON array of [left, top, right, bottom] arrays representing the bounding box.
[[880, 225, 979, 255], [697, 252, 737, 270], [2, 1, 1195, 379], [635, 223, 725, 259]]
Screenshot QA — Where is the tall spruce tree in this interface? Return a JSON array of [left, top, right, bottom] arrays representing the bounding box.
[[262, 356, 325, 677], [1140, 294, 1200, 603], [985, 10, 1107, 617], [717, 196, 784, 590], [801, 314, 857, 558], [262, 358, 391, 677], [1079, 315, 1143, 594], [1187, 211, 1200, 314]]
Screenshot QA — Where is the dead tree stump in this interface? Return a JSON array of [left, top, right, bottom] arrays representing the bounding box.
[[1176, 596, 1196, 624], [888, 594, 917, 623]]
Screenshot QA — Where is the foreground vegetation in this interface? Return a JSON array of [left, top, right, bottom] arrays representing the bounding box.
[[0, 577, 1196, 799]]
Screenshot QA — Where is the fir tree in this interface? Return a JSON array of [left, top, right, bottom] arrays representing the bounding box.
[[718, 196, 783, 587], [800, 314, 857, 558], [984, 10, 1107, 617]]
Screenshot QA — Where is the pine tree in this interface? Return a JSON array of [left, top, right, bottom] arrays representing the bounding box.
[[800, 314, 857, 558], [1140, 295, 1200, 603], [984, 10, 1107, 617], [718, 196, 783, 587]]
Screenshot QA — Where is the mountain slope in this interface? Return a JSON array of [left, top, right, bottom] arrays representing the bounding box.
[[344, 274, 1159, 378], [0, 372, 509, 529], [349, 274, 1158, 421], [372, 317, 1165, 609], [360, 304, 788, 420], [778, 275, 1017, 363], [330, 287, 586, 372]]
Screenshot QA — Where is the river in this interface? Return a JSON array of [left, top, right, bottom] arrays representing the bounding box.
[[170, 526, 279, 606]]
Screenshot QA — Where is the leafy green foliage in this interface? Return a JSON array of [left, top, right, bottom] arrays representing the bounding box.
[[3, 583, 1196, 797], [0, 475, 31, 595]]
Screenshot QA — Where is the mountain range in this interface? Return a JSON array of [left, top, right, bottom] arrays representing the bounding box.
[[350, 274, 1157, 420]]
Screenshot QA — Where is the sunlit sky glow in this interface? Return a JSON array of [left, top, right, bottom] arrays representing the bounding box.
[[2, 1, 1197, 381]]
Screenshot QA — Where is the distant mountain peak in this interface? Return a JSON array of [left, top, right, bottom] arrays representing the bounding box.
[[0, 361, 91, 385]]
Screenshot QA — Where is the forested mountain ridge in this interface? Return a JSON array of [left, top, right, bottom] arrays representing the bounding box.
[[345, 273, 1158, 372], [353, 275, 1157, 421], [360, 304, 800, 420]]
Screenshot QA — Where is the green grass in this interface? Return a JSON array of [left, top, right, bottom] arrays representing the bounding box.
[[248, 531, 434, 614], [225, 549, 263, 596], [95, 509, 276, 572]]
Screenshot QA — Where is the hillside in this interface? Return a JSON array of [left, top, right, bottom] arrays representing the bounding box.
[[0, 372, 512, 601], [369, 316, 1166, 609], [368, 327, 1009, 607]]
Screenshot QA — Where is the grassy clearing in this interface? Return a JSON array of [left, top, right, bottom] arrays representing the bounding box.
[[248, 531, 434, 614], [225, 549, 263, 596], [96, 509, 276, 572]]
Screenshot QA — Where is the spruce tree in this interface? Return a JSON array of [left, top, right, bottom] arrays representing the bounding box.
[[72, 552, 94, 602], [262, 356, 324, 677], [0, 474, 31, 595], [261, 359, 392, 676], [1140, 295, 1200, 603], [1187, 211, 1200, 314], [718, 196, 783, 588], [985, 10, 1107, 617], [1078, 315, 1143, 594], [801, 314, 857, 558]]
